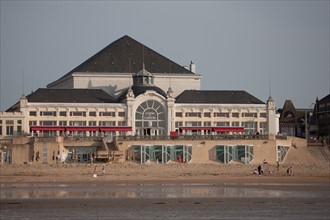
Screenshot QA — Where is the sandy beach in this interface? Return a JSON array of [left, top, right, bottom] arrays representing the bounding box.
[[1, 162, 329, 184]]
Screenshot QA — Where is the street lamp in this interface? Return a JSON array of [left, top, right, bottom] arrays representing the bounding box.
[[310, 102, 318, 136]]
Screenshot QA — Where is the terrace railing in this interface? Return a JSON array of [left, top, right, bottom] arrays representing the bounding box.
[[116, 134, 268, 141]]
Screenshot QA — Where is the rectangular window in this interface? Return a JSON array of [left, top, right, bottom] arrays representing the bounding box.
[[215, 122, 230, 127], [99, 121, 115, 126], [29, 121, 37, 126], [59, 121, 67, 126], [59, 111, 67, 116], [17, 126, 22, 135], [242, 113, 257, 118], [40, 111, 56, 116], [242, 122, 257, 134], [260, 113, 267, 118], [185, 121, 202, 126], [203, 121, 211, 126], [69, 121, 86, 126], [232, 121, 240, 127], [259, 122, 267, 134], [118, 112, 125, 117], [88, 121, 97, 126], [29, 111, 37, 116], [175, 112, 183, 117], [6, 120, 14, 125], [203, 112, 211, 117], [0, 120, 2, 124], [118, 121, 126, 126], [232, 113, 239, 118], [136, 121, 142, 127], [6, 126, 14, 135], [17, 120, 22, 125], [175, 121, 183, 128], [214, 113, 229, 118], [89, 111, 97, 117], [42, 147, 48, 164], [0, 126, 2, 135], [99, 112, 115, 117], [70, 111, 86, 117], [40, 121, 57, 126], [185, 112, 201, 117]]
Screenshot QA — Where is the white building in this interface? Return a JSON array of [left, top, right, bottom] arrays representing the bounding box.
[[0, 35, 283, 165]]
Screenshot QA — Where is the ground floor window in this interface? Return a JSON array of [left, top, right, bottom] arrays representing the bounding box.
[[277, 145, 289, 162], [66, 146, 97, 163], [128, 145, 192, 164], [6, 126, 13, 136], [216, 145, 253, 164]]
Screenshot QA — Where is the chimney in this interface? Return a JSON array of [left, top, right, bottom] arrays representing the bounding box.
[[190, 61, 196, 73]]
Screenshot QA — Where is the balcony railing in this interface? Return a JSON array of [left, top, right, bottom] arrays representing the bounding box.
[[116, 134, 269, 141]]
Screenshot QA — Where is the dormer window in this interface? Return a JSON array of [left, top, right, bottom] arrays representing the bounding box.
[[133, 64, 154, 85]]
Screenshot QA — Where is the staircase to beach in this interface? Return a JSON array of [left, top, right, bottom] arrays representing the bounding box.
[[97, 137, 125, 163]]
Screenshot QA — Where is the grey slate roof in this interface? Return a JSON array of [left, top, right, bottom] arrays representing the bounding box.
[[175, 90, 265, 104], [48, 35, 194, 87], [26, 88, 116, 103], [117, 84, 167, 102]]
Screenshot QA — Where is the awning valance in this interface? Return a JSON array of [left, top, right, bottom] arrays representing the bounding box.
[[100, 127, 132, 132], [170, 131, 178, 136], [66, 127, 99, 132], [213, 127, 245, 132], [30, 126, 65, 131]]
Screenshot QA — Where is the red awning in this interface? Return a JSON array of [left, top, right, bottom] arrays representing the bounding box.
[[30, 126, 65, 131], [100, 127, 132, 132], [65, 127, 99, 132], [179, 127, 212, 131], [213, 127, 245, 132], [170, 131, 178, 136]]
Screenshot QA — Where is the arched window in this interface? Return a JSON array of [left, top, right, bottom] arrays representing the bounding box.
[[135, 100, 166, 135]]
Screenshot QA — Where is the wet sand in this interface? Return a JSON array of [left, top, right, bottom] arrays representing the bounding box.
[[1, 181, 329, 220]]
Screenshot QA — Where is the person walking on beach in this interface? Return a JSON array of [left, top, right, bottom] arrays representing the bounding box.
[[287, 167, 293, 176], [257, 165, 263, 176], [276, 161, 280, 171], [102, 165, 105, 175], [94, 165, 97, 175]]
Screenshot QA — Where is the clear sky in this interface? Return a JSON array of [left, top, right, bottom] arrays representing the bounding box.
[[0, 1, 329, 111]]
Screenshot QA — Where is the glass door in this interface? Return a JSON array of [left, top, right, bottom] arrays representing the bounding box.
[[162, 145, 171, 163], [183, 145, 192, 163], [141, 145, 150, 163]]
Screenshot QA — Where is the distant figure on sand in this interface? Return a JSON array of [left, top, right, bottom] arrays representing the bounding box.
[[287, 167, 293, 176], [94, 165, 97, 175], [276, 161, 280, 171], [258, 165, 263, 176], [102, 165, 105, 175]]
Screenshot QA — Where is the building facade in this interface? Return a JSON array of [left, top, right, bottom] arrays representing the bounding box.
[[0, 35, 288, 165]]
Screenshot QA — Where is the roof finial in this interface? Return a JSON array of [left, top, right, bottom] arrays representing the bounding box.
[[142, 45, 145, 70]]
